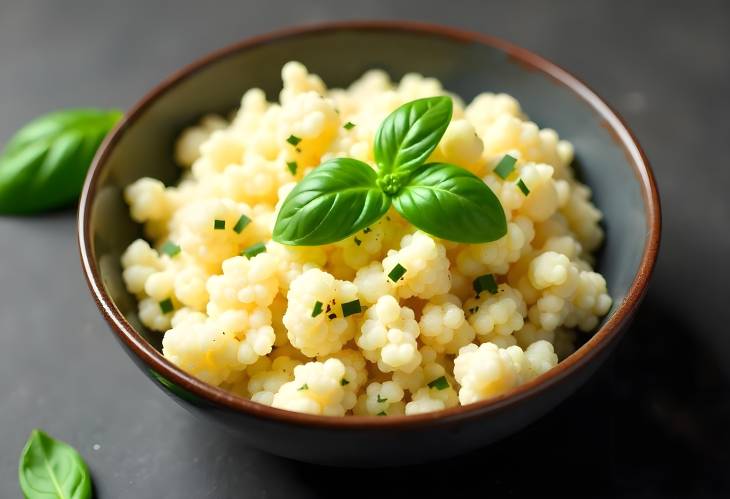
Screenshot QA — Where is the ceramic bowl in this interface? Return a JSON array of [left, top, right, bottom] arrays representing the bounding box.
[[78, 21, 660, 467]]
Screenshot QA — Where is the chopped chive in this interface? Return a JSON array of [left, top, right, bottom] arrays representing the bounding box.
[[340, 378, 350, 386], [343, 121, 356, 130], [160, 241, 181, 257], [341, 299, 362, 317], [286, 135, 301, 146], [363, 227, 372, 234], [494, 154, 517, 179], [517, 178, 530, 196], [241, 242, 266, 259], [427, 376, 450, 391], [327, 313, 337, 320], [159, 298, 174, 314], [377, 411, 387, 416], [311, 301, 323, 318], [377, 394, 387, 403], [233, 214, 251, 234], [353, 236, 362, 246], [298, 383, 308, 391], [213, 219, 226, 230], [287, 161, 298, 175], [473, 274, 498, 295], [387, 263, 407, 282]]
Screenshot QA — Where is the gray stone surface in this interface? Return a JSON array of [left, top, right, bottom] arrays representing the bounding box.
[[1, 1, 728, 497]]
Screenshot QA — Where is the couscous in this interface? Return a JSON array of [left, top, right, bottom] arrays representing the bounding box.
[[121, 62, 611, 416]]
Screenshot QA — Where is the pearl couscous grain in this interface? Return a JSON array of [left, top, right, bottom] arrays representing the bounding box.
[[121, 62, 612, 416]]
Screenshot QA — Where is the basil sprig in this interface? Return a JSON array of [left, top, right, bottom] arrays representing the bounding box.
[[19, 429, 92, 499], [0, 108, 122, 214], [273, 96, 506, 245]]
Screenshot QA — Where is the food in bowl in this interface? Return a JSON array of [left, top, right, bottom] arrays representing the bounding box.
[[120, 61, 611, 417]]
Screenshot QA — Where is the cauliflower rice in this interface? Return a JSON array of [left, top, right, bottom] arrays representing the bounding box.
[[121, 62, 611, 416]]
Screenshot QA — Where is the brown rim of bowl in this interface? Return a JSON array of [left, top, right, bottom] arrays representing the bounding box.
[[78, 20, 661, 429]]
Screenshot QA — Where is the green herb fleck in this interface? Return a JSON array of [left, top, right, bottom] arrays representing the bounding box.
[[287, 161, 298, 175], [233, 214, 251, 234], [427, 376, 450, 391], [241, 242, 266, 259], [286, 135, 302, 146], [159, 298, 174, 314], [473, 274, 498, 295], [340, 378, 350, 386], [341, 299, 362, 317], [387, 263, 407, 282], [517, 178, 530, 196], [377, 394, 387, 403], [377, 411, 387, 416], [344, 121, 356, 130], [160, 241, 181, 257], [363, 227, 372, 234], [298, 383, 309, 391], [213, 219, 226, 230], [494, 154, 517, 179], [353, 236, 362, 246], [312, 301, 323, 318]]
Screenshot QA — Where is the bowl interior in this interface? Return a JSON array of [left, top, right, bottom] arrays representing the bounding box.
[[87, 26, 650, 355]]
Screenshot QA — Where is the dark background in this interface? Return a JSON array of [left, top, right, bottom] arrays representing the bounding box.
[[1, 1, 728, 497]]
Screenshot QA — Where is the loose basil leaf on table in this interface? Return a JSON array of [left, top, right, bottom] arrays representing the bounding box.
[[18, 429, 92, 499], [392, 162, 507, 243], [273, 157, 391, 245], [0, 108, 122, 214], [374, 96, 452, 177]]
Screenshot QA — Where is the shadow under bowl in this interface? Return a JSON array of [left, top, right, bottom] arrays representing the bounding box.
[[78, 21, 660, 467]]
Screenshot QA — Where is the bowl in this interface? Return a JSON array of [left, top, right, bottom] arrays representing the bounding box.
[[78, 21, 660, 467]]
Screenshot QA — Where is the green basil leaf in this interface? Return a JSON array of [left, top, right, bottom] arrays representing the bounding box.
[[273, 157, 391, 245], [392, 162, 507, 243], [374, 96, 452, 177], [0, 108, 122, 214], [18, 429, 92, 499]]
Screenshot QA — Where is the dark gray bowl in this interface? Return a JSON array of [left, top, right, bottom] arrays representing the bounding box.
[[78, 21, 660, 467]]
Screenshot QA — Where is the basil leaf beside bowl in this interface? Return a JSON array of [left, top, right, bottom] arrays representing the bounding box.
[[19, 429, 92, 499], [392, 162, 507, 243], [374, 96, 452, 177], [273, 157, 391, 245], [0, 108, 122, 214]]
